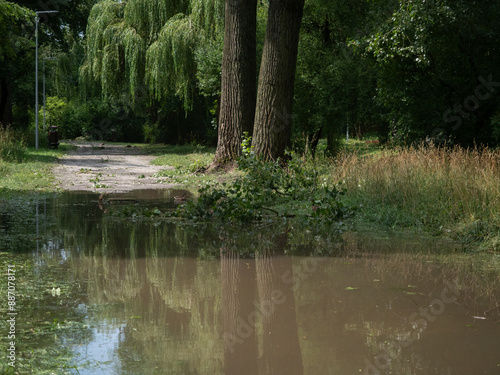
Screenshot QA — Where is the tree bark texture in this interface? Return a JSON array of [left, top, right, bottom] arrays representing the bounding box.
[[253, 0, 305, 161], [214, 0, 257, 163]]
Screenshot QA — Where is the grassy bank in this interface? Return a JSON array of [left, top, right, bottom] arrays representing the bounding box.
[[0, 147, 73, 193], [332, 142, 500, 251], [0, 127, 73, 194], [1, 124, 498, 251], [146, 144, 232, 190]]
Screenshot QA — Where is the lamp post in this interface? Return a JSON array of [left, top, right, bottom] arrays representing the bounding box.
[[35, 10, 58, 150], [43, 57, 57, 132]]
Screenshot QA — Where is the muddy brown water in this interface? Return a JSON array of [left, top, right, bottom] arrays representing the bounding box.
[[1, 190, 499, 374]]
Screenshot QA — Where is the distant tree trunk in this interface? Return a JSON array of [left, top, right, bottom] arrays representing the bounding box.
[[354, 124, 360, 140], [253, 0, 305, 161], [213, 0, 257, 165], [325, 124, 343, 157], [310, 127, 322, 159], [0, 79, 13, 125]]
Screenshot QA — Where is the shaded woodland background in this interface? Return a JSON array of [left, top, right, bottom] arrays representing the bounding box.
[[2, 0, 500, 155]]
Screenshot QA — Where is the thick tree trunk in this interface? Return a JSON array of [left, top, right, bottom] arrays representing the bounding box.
[[213, 0, 257, 164], [253, 0, 305, 161]]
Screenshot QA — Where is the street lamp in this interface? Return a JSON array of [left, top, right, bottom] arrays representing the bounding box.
[[43, 57, 57, 132], [35, 10, 58, 150]]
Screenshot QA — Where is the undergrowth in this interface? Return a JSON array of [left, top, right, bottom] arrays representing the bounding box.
[[174, 134, 352, 224]]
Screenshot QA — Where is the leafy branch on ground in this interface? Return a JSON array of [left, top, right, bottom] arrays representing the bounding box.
[[174, 134, 353, 223]]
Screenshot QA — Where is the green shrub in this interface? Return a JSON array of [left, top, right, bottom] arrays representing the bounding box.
[[61, 101, 88, 139], [0, 160, 9, 177], [60, 99, 144, 142], [38, 96, 67, 132]]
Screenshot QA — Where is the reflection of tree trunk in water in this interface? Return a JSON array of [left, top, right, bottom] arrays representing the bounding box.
[[221, 240, 258, 373], [256, 232, 304, 375]]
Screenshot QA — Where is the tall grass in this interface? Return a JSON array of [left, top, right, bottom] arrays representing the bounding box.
[[334, 143, 500, 249], [0, 125, 26, 162]]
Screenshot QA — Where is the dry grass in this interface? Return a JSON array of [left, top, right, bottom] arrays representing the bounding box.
[[333, 143, 500, 249]]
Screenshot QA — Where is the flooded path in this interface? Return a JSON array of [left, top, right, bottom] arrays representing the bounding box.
[[53, 142, 175, 193], [0, 191, 499, 374]]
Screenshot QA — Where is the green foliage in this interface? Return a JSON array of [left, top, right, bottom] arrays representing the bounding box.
[[191, 0, 225, 97], [190, 0, 224, 38], [0, 2, 35, 128], [293, 0, 500, 148], [1, 0, 98, 131], [81, 0, 222, 109], [145, 13, 199, 108], [355, 0, 500, 145], [194, 32, 223, 97], [79, 0, 224, 142], [38, 96, 67, 130], [176, 134, 351, 223], [61, 98, 144, 142], [0, 1, 34, 62], [52, 41, 86, 100], [294, 0, 384, 155], [60, 101, 87, 139]]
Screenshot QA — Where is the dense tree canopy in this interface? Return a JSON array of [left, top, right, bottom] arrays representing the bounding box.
[[355, 0, 500, 145], [0, 1, 34, 125], [2, 0, 499, 148]]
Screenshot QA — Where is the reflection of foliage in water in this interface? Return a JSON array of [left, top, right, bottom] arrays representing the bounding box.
[[68, 223, 500, 375], [0, 195, 58, 253], [295, 233, 500, 375], [0, 252, 92, 374], [73, 215, 348, 259], [2, 192, 498, 374], [0, 195, 500, 374]]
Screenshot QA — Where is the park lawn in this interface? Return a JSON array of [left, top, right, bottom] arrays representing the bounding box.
[[0, 145, 74, 194]]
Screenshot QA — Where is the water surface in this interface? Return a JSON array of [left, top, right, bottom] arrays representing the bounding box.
[[1, 191, 499, 374]]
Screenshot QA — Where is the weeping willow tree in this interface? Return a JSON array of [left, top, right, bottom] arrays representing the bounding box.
[[80, 0, 223, 109], [145, 14, 198, 107]]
